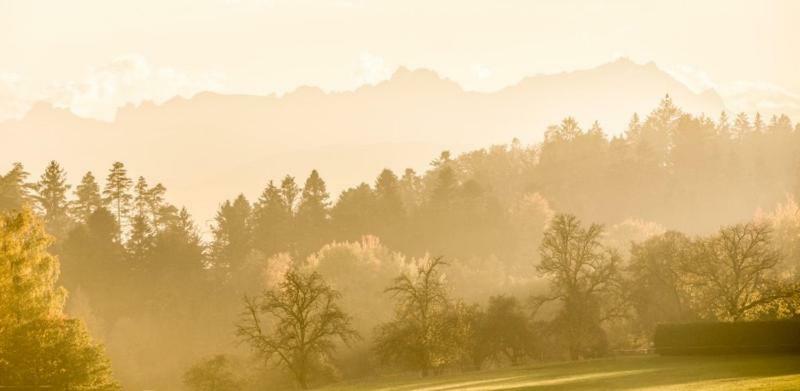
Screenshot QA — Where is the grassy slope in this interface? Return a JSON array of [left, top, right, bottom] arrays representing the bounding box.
[[320, 355, 800, 390]]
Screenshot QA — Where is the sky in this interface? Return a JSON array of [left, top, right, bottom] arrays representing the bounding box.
[[1, 0, 799, 121]]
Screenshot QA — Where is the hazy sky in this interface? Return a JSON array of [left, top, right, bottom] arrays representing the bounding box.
[[1, 0, 798, 121]]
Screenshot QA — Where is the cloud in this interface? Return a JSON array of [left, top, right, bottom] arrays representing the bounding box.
[[0, 54, 225, 123], [470, 64, 493, 80], [718, 81, 800, 114], [663, 64, 717, 94], [45, 54, 226, 121], [0, 72, 40, 122], [665, 63, 800, 118], [354, 52, 391, 86]]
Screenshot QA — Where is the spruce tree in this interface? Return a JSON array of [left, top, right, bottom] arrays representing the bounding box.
[[102, 162, 133, 235], [280, 175, 300, 216], [296, 170, 330, 255], [251, 181, 291, 256], [33, 161, 72, 236], [132, 176, 150, 218], [0, 162, 32, 213], [72, 172, 103, 223], [211, 194, 252, 272]]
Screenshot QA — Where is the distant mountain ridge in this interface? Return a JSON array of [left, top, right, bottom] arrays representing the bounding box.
[[1, 58, 725, 229]]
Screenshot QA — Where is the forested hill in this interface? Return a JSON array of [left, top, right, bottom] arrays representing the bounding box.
[[0, 58, 723, 226]]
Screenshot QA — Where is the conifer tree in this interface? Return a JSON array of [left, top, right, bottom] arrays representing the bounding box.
[[297, 170, 330, 224], [211, 194, 252, 271], [280, 175, 300, 215], [296, 170, 330, 255], [103, 162, 133, 235], [133, 176, 150, 218], [33, 161, 72, 234], [251, 181, 291, 256], [0, 162, 32, 212], [72, 172, 103, 223]]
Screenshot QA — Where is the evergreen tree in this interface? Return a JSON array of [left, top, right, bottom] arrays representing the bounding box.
[[133, 176, 150, 218], [251, 181, 291, 256], [72, 172, 103, 223], [103, 162, 133, 234], [280, 175, 300, 216], [210, 194, 252, 272], [0, 162, 32, 213], [146, 183, 168, 230], [296, 170, 330, 255], [33, 161, 72, 236], [733, 112, 751, 139], [330, 183, 376, 240], [126, 213, 154, 266]]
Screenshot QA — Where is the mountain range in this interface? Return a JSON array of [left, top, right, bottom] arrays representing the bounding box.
[[1, 58, 725, 230]]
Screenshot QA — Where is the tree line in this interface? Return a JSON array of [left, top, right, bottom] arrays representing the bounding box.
[[1, 96, 800, 389]]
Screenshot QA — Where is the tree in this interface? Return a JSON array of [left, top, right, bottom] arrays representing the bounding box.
[[373, 169, 405, 243], [374, 257, 452, 376], [330, 183, 376, 241], [210, 194, 252, 273], [132, 176, 150, 217], [627, 231, 695, 336], [681, 222, 795, 321], [251, 181, 292, 256], [183, 355, 241, 391], [280, 175, 300, 215], [236, 270, 358, 389], [73, 172, 103, 223], [296, 170, 330, 255], [126, 213, 154, 265], [103, 162, 133, 235], [533, 214, 622, 360], [0, 208, 118, 389], [146, 182, 168, 231], [0, 162, 32, 213], [33, 161, 72, 234], [478, 296, 535, 366]]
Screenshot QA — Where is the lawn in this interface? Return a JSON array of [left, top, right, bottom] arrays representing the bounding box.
[[319, 354, 800, 390]]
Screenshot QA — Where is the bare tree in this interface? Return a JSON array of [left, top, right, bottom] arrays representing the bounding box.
[[681, 222, 796, 321], [236, 270, 358, 389], [532, 214, 622, 360], [374, 256, 452, 376]]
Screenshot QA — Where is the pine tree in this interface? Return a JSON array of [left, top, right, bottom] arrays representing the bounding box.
[[374, 169, 405, 241], [72, 172, 103, 223], [297, 170, 330, 224], [251, 181, 291, 256], [147, 183, 167, 230], [296, 170, 330, 255], [0, 162, 32, 213], [126, 213, 154, 265], [211, 194, 252, 272], [280, 175, 300, 216], [33, 161, 72, 235], [103, 162, 133, 235], [133, 176, 150, 218], [753, 112, 765, 133], [0, 208, 118, 388], [733, 112, 751, 140]]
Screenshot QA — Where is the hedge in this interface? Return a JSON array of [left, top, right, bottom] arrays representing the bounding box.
[[654, 321, 800, 355]]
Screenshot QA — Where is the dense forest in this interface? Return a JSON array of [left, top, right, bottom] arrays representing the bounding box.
[[2, 96, 800, 389]]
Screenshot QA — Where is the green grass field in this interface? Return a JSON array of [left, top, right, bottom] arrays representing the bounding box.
[[320, 355, 800, 390]]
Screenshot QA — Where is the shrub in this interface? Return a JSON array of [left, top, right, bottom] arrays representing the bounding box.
[[654, 321, 800, 355]]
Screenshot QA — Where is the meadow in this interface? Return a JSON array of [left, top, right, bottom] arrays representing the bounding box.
[[320, 355, 800, 391]]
